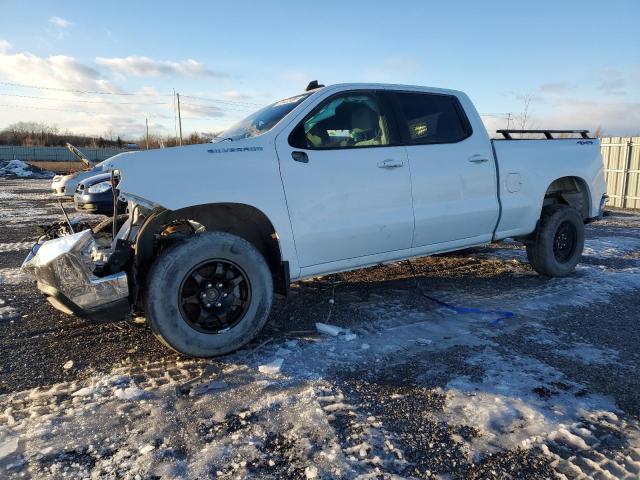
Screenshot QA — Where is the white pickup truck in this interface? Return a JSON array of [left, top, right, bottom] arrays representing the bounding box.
[[23, 82, 607, 357]]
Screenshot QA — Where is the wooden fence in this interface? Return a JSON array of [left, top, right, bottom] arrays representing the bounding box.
[[601, 137, 640, 209]]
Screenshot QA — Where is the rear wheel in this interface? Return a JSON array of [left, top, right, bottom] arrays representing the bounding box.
[[525, 204, 584, 277], [145, 232, 273, 357]]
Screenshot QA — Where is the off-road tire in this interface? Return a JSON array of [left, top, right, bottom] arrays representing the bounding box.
[[526, 204, 584, 277], [91, 214, 129, 247], [92, 214, 128, 235], [145, 231, 273, 357]]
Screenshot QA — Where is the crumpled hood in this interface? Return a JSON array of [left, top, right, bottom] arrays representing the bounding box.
[[101, 137, 277, 211]]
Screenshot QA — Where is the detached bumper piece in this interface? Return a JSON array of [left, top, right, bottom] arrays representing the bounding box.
[[22, 230, 130, 321]]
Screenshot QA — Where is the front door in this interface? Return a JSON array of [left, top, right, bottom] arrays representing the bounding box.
[[275, 91, 414, 267]]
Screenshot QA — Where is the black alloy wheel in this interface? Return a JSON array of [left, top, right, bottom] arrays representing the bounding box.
[[553, 221, 577, 263], [178, 259, 251, 334]]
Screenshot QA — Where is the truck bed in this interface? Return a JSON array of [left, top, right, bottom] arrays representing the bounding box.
[[492, 137, 605, 240]]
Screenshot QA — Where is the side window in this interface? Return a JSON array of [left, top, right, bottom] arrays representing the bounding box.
[[290, 93, 390, 149], [394, 92, 471, 144]]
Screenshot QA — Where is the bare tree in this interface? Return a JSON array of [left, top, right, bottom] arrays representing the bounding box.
[[515, 93, 534, 130], [0, 120, 208, 149], [592, 126, 604, 138], [104, 128, 115, 142]]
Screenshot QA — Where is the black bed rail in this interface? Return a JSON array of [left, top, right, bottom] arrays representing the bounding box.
[[496, 129, 590, 140]]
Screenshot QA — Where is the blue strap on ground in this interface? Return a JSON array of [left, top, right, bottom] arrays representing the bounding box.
[[415, 291, 514, 326], [406, 261, 515, 326]]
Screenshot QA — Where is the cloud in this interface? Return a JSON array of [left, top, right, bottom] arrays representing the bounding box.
[[485, 94, 640, 137], [96, 56, 228, 78], [362, 55, 423, 83], [543, 98, 639, 135], [178, 102, 225, 119], [0, 50, 117, 93], [0, 47, 239, 137], [482, 116, 510, 138], [282, 70, 312, 84], [103, 27, 117, 42], [587, 68, 627, 96], [223, 90, 251, 101], [599, 79, 626, 94], [0, 48, 154, 136], [49, 16, 72, 29], [0, 40, 10, 53], [383, 55, 422, 73], [539, 82, 573, 94], [514, 92, 546, 104], [523, 69, 638, 135]]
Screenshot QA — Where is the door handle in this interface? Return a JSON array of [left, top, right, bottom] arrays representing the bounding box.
[[377, 159, 404, 169], [292, 151, 309, 163], [468, 155, 489, 164]]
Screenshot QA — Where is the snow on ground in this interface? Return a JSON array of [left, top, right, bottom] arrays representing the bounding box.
[[1, 179, 640, 478], [0, 190, 53, 202], [0, 268, 31, 286], [0, 160, 53, 179], [0, 243, 36, 253], [0, 298, 18, 321], [0, 180, 62, 227], [0, 179, 100, 227], [583, 236, 640, 258], [4, 268, 640, 479], [2, 309, 640, 478]]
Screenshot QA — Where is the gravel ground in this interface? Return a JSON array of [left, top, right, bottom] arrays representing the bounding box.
[[0, 178, 639, 479]]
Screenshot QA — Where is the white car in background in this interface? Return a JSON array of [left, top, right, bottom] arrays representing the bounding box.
[[51, 143, 107, 197]]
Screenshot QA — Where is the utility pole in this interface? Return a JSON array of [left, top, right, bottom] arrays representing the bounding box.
[[172, 88, 178, 140], [145, 117, 149, 150], [506, 112, 512, 130], [176, 92, 183, 146]]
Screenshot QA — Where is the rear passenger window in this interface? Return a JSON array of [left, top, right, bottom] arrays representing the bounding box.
[[393, 93, 471, 144]]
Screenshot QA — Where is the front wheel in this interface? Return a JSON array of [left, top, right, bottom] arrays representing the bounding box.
[[145, 232, 273, 357], [526, 204, 585, 277]]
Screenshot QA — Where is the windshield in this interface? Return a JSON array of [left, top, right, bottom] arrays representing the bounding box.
[[221, 93, 311, 141]]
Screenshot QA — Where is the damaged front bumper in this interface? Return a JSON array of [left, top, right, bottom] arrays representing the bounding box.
[[22, 230, 131, 321]]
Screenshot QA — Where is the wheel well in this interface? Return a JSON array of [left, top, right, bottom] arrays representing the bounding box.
[[543, 176, 590, 220], [134, 203, 287, 299]]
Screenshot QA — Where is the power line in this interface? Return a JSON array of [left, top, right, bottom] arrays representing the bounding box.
[[0, 100, 249, 119], [0, 81, 265, 108], [0, 80, 167, 96], [180, 94, 264, 107], [0, 92, 171, 105], [0, 103, 124, 114], [180, 101, 255, 112]]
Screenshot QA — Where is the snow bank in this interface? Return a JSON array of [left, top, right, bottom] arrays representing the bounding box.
[[0, 159, 54, 179], [0, 268, 31, 286]]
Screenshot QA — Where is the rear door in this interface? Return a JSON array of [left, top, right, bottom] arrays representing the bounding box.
[[389, 91, 499, 247], [275, 90, 414, 268]]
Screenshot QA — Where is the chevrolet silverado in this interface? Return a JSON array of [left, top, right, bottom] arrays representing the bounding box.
[[22, 82, 608, 357]]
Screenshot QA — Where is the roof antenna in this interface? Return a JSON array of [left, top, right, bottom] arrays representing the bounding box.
[[305, 80, 324, 91]]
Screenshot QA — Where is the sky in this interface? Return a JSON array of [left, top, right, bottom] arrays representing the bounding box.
[[0, 0, 638, 139]]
